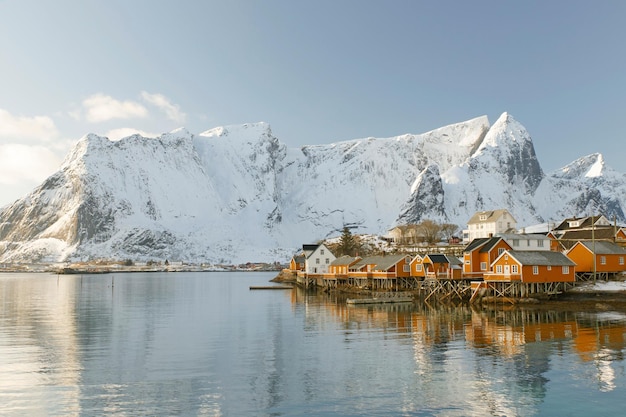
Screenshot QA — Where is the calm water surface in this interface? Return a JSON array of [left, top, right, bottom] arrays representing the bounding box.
[[1, 272, 625, 416]]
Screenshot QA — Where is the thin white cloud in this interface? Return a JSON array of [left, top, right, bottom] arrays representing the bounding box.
[[83, 93, 148, 123], [0, 144, 61, 185], [141, 91, 187, 123], [105, 127, 159, 141], [0, 109, 59, 142], [67, 108, 82, 121]]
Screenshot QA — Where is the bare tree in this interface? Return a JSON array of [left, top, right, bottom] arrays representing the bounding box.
[[440, 223, 459, 241], [415, 220, 442, 245]]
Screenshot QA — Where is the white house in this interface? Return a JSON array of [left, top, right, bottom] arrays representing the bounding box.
[[302, 243, 336, 274], [497, 233, 551, 251], [463, 209, 517, 243]]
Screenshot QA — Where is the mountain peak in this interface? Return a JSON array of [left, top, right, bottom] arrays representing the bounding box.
[[554, 153, 606, 179], [480, 112, 530, 148], [585, 153, 604, 178], [162, 127, 193, 140], [199, 122, 271, 140]]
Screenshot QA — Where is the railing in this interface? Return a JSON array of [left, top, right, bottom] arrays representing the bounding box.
[[483, 273, 522, 282]]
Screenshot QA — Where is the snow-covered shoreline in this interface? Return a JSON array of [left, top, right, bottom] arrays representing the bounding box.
[[569, 280, 626, 293]]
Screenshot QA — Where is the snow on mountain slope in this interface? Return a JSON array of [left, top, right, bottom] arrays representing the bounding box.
[[421, 112, 545, 227], [0, 112, 624, 264], [276, 115, 490, 238], [534, 153, 626, 223]]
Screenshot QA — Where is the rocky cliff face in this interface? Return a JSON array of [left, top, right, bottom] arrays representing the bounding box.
[[0, 113, 624, 263]]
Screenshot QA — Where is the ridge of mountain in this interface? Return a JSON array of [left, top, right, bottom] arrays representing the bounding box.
[[0, 112, 624, 264]]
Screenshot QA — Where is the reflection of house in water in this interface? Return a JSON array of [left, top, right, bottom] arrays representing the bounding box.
[[465, 309, 579, 356], [573, 314, 626, 361], [464, 308, 626, 392]]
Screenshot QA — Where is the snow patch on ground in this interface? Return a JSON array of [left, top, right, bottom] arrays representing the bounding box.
[[570, 279, 626, 292]]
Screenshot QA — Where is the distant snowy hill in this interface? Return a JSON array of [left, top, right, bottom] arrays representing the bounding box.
[[1, 112, 625, 264]]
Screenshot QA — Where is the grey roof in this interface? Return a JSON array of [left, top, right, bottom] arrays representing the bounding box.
[[498, 233, 550, 240], [372, 254, 409, 271], [351, 254, 406, 271], [330, 255, 360, 266], [578, 240, 626, 255], [505, 251, 576, 266]]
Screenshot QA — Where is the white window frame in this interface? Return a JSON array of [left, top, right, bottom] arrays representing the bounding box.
[[533, 265, 539, 275]]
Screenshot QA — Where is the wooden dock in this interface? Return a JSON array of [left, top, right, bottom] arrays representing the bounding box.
[[249, 285, 293, 290]]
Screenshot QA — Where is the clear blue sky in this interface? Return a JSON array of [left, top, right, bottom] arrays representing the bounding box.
[[1, 0, 625, 206]]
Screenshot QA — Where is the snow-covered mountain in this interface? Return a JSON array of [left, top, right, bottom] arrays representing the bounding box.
[[1, 112, 625, 264]]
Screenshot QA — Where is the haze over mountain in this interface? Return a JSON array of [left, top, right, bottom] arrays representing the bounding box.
[[0, 112, 624, 264]]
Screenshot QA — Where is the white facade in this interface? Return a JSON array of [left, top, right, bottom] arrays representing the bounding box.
[[498, 234, 551, 251], [463, 209, 517, 243], [304, 244, 336, 274]]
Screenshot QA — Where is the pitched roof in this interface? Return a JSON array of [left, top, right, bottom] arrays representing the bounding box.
[[292, 255, 306, 264], [498, 233, 550, 241], [554, 215, 610, 231], [389, 224, 418, 232], [577, 240, 626, 255], [330, 255, 360, 266], [560, 228, 617, 240], [467, 209, 514, 225], [426, 254, 448, 264], [373, 254, 408, 271], [479, 237, 507, 253], [302, 244, 319, 257], [351, 254, 406, 271], [505, 250, 576, 266], [425, 254, 463, 266], [464, 238, 490, 252]]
